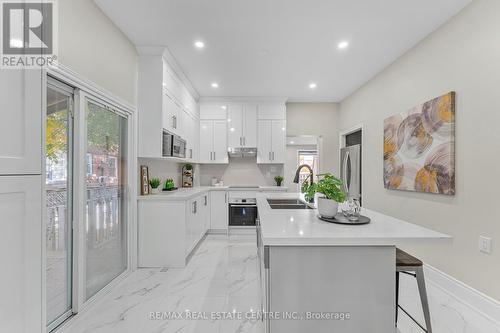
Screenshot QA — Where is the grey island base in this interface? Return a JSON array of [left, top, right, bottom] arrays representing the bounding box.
[[256, 193, 450, 333]]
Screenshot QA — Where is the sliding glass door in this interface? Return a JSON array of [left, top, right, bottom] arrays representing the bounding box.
[[84, 99, 128, 300], [45, 78, 74, 329]]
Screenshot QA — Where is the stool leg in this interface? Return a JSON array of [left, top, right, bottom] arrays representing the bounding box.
[[396, 271, 400, 326], [415, 267, 432, 333]]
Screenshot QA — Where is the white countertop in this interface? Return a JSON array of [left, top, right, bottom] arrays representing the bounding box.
[[257, 193, 451, 246], [138, 185, 288, 201]]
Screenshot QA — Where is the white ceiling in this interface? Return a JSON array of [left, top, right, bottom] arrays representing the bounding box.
[[95, 0, 471, 102]]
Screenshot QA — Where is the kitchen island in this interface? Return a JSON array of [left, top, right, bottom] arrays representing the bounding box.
[[256, 193, 450, 333]]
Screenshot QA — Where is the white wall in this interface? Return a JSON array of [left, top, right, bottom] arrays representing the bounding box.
[[138, 159, 200, 191], [286, 103, 340, 176], [199, 158, 283, 186], [338, 0, 500, 300], [58, 0, 138, 105]]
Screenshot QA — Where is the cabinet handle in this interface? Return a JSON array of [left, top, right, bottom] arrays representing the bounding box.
[[244, 137, 246, 146], [269, 152, 271, 161], [193, 201, 197, 214], [240, 137, 242, 146], [225, 193, 227, 203], [204, 195, 208, 206], [272, 151, 275, 161], [214, 151, 216, 161]]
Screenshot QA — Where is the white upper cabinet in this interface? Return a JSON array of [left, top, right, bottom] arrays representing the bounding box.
[[199, 120, 214, 163], [227, 104, 243, 149], [271, 120, 286, 163], [257, 119, 286, 164], [138, 54, 199, 159], [257, 120, 273, 163], [0, 69, 42, 175], [227, 104, 258, 149], [200, 104, 227, 120], [213, 120, 228, 163], [257, 103, 286, 120], [199, 120, 228, 164], [243, 104, 258, 147]]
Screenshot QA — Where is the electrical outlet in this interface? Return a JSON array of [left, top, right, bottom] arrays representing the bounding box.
[[479, 236, 492, 254]]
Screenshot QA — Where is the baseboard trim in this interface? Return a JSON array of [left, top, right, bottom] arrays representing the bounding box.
[[424, 264, 500, 327]]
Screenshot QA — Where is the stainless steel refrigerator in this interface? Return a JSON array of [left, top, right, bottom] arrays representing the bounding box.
[[340, 144, 361, 201]]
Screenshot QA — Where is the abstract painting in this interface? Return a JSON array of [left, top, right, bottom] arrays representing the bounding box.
[[384, 92, 455, 195]]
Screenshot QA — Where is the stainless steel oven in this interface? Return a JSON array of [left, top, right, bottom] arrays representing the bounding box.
[[229, 198, 258, 226], [162, 130, 173, 157], [172, 134, 186, 158]]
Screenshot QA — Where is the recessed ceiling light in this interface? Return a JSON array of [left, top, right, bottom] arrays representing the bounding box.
[[309, 83, 317, 89], [290, 141, 295, 144], [211, 82, 219, 88], [221, 105, 227, 110], [194, 40, 205, 49], [337, 40, 349, 50]]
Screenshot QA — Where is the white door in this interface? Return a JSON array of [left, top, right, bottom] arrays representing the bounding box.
[[213, 120, 228, 163], [271, 120, 286, 163], [227, 104, 243, 149], [0, 69, 42, 174], [243, 104, 258, 147], [257, 120, 272, 163], [210, 191, 228, 230], [199, 120, 214, 163], [0, 176, 42, 333]]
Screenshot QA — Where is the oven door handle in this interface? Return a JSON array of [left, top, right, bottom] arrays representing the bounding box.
[[230, 205, 257, 208]]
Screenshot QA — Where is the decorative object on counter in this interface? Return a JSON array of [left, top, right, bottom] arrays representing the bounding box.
[[274, 175, 284, 187], [211, 177, 218, 186], [149, 178, 161, 194], [182, 164, 194, 188], [163, 178, 177, 191], [384, 91, 456, 195], [317, 214, 370, 225], [302, 173, 346, 218], [341, 197, 361, 221], [140, 165, 150, 195]]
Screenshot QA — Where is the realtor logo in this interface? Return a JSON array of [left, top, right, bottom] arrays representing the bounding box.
[[1, 0, 57, 68]]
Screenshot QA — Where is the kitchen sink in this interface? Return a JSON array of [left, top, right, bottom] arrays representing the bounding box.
[[269, 204, 313, 209], [267, 199, 313, 209], [267, 199, 304, 205]]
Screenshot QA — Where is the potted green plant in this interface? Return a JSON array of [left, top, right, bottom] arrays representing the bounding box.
[[274, 175, 284, 187], [163, 178, 175, 191], [302, 173, 346, 218], [184, 164, 193, 171], [149, 178, 161, 194]]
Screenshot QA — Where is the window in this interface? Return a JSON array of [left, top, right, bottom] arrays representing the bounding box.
[[298, 150, 318, 189]]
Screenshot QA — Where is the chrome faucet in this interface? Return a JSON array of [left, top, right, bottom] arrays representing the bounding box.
[[293, 164, 314, 187]]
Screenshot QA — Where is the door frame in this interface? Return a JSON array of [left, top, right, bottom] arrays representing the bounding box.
[[44, 77, 76, 332], [42, 64, 137, 331]]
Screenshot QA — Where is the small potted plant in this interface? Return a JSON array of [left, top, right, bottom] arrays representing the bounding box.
[[302, 173, 346, 218], [163, 178, 175, 191], [149, 178, 161, 194], [274, 175, 284, 187]]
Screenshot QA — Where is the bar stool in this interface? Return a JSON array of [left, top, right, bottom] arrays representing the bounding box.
[[396, 248, 432, 333]]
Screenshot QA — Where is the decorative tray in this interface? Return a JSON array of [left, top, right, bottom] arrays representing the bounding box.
[[317, 214, 371, 225], [162, 187, 178, 191]]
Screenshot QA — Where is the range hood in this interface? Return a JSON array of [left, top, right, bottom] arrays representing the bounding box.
[[228, 147, 257, 158]]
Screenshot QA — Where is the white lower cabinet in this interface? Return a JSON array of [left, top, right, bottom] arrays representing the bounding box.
[[138, 192, 209, 268], [0, 176, 42, 333], [210, 191, 228, 231]]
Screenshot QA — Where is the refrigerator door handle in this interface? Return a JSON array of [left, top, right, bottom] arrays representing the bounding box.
[[342, 150, 350, 194]]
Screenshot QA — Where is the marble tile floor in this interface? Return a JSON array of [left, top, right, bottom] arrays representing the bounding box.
[[59, 235, 263, 333]]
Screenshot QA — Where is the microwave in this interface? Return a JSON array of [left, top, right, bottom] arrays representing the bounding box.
[[162, 130, 186, 158]]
